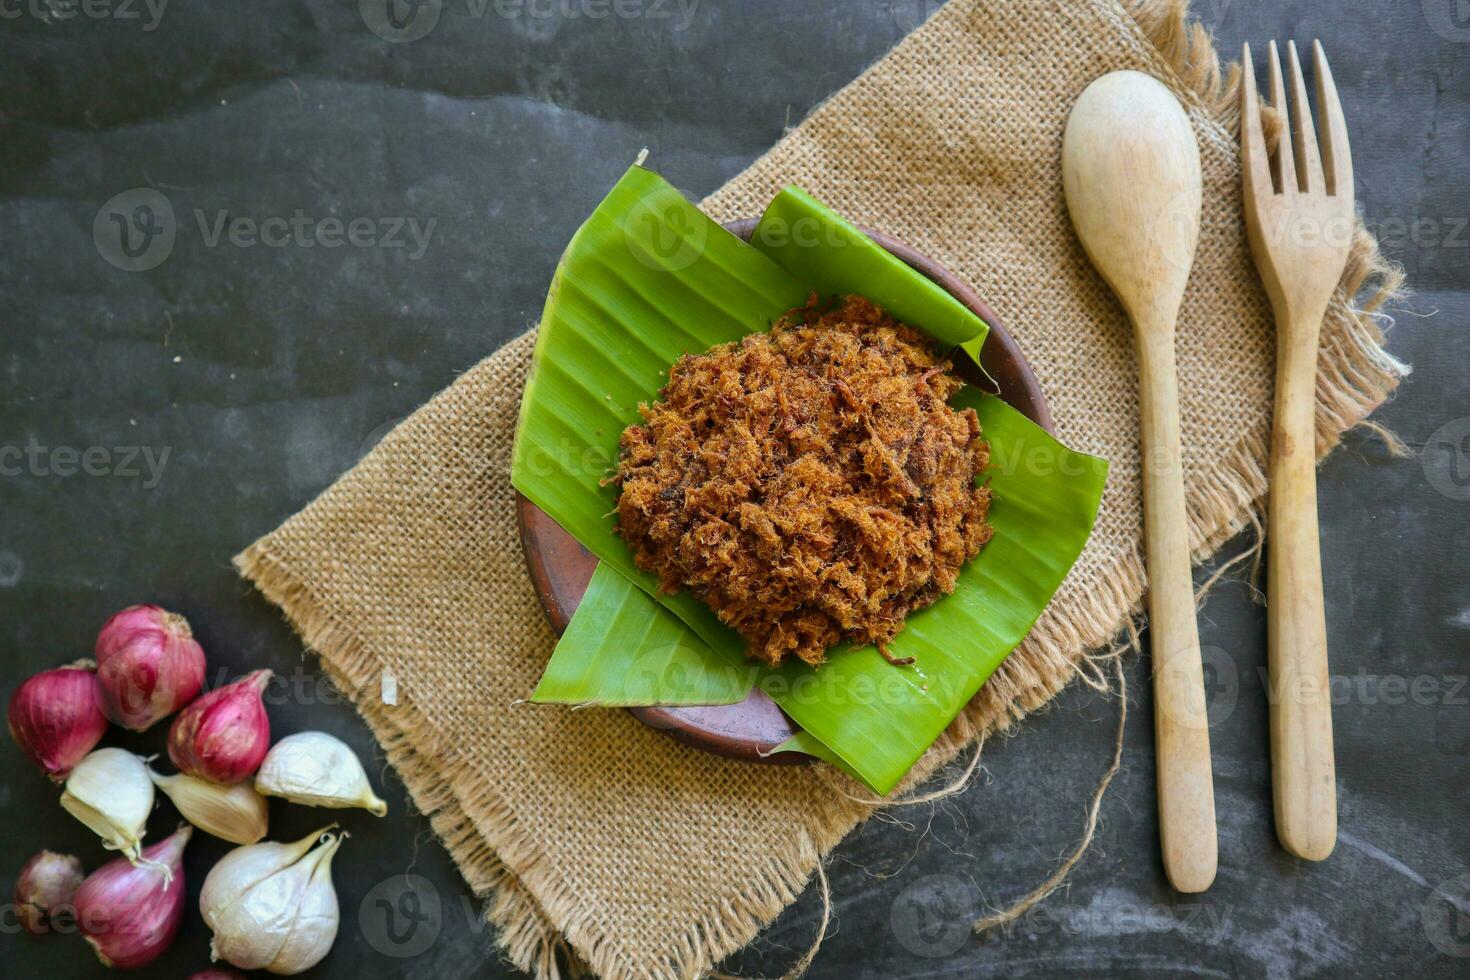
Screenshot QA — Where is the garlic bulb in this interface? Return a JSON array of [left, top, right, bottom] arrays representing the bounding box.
[[200, 827, 345, 974], [60, 748, 154, 862], [150, 767, 269, 845], [254, 732, 387, 816]]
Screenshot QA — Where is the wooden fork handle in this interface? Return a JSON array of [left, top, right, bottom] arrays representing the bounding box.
[[1268, 315, 1337, 861], [1137, 334, 1218, 893]]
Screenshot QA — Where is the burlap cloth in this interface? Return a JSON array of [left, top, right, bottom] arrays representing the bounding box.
[[236, 1, 1406, 976]]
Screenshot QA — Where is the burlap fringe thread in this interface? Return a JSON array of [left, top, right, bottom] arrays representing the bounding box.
[[236, 0, 1409, 977]]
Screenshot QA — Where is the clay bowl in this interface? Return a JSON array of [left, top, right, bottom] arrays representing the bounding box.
[[516, 218, 1053, 764]]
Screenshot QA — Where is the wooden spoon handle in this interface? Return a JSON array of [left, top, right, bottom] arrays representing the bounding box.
[[1267, 317, 1337, 861], [1137, 335, 1218, 893]]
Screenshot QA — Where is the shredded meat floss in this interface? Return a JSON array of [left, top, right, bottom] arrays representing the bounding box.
[[613, 295, 993, 667]]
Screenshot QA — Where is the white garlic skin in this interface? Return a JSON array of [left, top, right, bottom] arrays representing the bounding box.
[[264, 836, 342, 974], [60, 748, 154, 861], [254, 732, 387, 817], [200, 832, 318, 926], [150, 768, 269, 845], [200, 827, 344, 974]]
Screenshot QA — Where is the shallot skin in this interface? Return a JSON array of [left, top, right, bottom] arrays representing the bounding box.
[[168, 669, 272, 784], [74, 825, 192, 969], [14, 849, 85, 935], [7, 661, 110, 782], [94, 604, 207, 731]]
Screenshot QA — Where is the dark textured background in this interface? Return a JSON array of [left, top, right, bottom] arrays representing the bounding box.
[[2, 1, 1467, 976]]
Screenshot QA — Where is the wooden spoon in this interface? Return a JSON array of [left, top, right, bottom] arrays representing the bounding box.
[[1062, 70, 1217, 892]]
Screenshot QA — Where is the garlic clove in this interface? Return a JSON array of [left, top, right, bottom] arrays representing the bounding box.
[[208, 861, 310, 970], [201, 827, 344, 975], [200, 825, 329, 921], [267, 832, 344, 974], [60, 748, 154, 862], [150, 767, 269, 845], [254, 731, 387, 817]]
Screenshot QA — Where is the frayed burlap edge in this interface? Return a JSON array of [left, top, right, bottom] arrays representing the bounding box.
[[235, 544, 565, 978], [237, 536, 856, 980], [237, 1, 1409, 977]]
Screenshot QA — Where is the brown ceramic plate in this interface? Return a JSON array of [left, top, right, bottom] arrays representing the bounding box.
[[516, 218, 1053, 764]]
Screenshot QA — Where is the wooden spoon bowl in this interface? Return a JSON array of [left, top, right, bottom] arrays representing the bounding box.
[[516, 219, 1052, 764]]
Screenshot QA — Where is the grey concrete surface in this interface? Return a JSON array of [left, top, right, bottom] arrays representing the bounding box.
[[1, 1, 1466, 977]]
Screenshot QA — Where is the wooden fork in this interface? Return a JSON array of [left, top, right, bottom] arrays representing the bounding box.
[[1240, 39, 1353, 861]]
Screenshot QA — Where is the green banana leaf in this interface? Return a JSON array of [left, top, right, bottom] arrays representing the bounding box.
[[532, 562, 756, 706], [751, 186, 994, 377], [511, 165, 1108, 794]]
